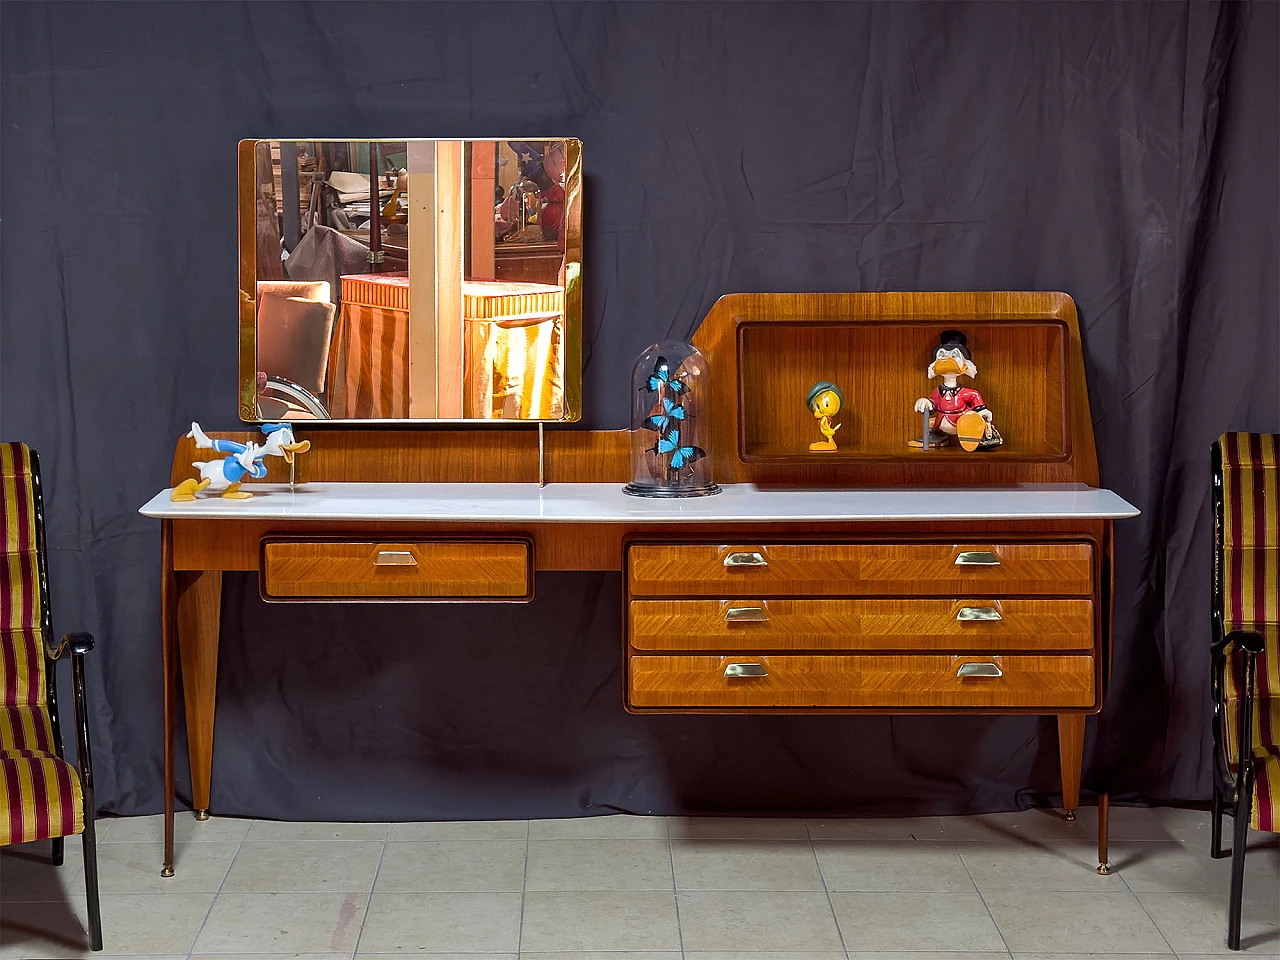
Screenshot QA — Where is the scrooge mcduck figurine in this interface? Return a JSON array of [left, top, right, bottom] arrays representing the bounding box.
[[170, 422, 311, 501], [910, 331, 1003, 452]]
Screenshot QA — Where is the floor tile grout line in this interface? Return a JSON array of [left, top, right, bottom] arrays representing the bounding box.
[[183, 816, 247, 960], [954, 838, 1015, 959], [666, 821, 685, 960], [348, 831, 388, 960], [1118, 856, 1182, 958], [805, 816, 852, 960], [515, 818, 531, 955]]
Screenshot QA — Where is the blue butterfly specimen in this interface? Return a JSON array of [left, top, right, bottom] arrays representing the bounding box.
[[644, 397, 687, 432], [641, 356, 687, 394], [650, 428, 706, 470]]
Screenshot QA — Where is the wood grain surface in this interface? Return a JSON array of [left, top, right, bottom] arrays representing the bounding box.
[[261, 539, 531, 599], [179, 291, 1097, 492], [739, 320, 1067, 460], [691, 291, 1099, 486], [626, 541, 1094, 598], [627, 653, 1096, 710], [628, 597, 1095, 652]]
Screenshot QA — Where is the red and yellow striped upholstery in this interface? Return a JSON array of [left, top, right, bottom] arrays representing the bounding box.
[[0, 442, 84, 845], [1218, 432, 1280, 832]]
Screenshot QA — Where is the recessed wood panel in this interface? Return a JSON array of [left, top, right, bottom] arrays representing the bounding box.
[[261, 538, 531, 600], [628, 598, 1095, 652], [627, 654, 1096, 710], [627, 541, 1094, 598], [739, 321, 1067, 461]]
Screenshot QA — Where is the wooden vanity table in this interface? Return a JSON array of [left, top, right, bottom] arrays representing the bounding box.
[[142, 291, 1137, 878]]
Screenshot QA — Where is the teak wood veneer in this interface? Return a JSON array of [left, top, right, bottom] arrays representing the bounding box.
[[144, 292, 1135, 880]]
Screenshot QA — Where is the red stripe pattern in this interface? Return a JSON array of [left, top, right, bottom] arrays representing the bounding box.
[[1218, 432, 1280, 832], [0, 442, 84, 845]]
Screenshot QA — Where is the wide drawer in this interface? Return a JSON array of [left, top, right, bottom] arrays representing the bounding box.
[[627, 542, 1093, 598], [629, 598, 1095, 652], [261, 539, 532, 600], [628, 654, 1096, 710]]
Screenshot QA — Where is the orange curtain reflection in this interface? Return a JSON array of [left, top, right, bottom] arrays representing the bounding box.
[[328, 274, 410, 419], [463, 281, 565, 419]]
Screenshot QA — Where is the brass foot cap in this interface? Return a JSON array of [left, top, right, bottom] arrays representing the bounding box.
[[160, 866, 174, 878], [1096, 862, 1113, 875], [194, 809, 210, 821], [1064, 809, 1077, 821]]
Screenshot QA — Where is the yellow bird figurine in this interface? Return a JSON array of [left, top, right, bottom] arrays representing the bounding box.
[[381, 168, 408, 222], [806, 381, 844, 451]]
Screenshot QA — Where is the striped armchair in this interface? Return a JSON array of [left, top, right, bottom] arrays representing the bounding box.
[[0, 443, 102, 951], [1210, 432, 1279, 951]]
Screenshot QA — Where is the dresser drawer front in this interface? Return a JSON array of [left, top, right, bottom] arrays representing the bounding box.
[[629, 598, 1095, 652], [628, 654, 1095, 710], [627, 542, 1094, 598], [262, 539, 531, 600]]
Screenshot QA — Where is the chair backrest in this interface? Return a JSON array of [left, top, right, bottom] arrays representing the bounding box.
[[256, 281, 337, 397], [0, 443, 60, 753], [1214, 433, 1280, 635]]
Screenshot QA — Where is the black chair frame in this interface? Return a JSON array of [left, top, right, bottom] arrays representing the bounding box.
[[27, 448, 102, 951], [1208, 438, 1268, 952]]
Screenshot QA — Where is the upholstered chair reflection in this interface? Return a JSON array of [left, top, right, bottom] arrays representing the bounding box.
[[255, 279, 336, 420]]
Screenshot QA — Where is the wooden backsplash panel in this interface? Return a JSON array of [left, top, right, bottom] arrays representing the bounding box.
[[738, 321, 1068, 461]]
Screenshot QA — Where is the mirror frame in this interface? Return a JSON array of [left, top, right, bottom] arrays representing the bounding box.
[[237, 138, 583, 424]]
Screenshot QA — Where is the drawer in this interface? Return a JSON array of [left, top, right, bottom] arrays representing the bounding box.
[[627, 541, 1093, 598], [629, 598, 1095, 652], [261, 539, 532, 600], [628, 654, 1095, 710]]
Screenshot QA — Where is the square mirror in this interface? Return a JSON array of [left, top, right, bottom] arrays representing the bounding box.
[[238, 139, 582, 423]]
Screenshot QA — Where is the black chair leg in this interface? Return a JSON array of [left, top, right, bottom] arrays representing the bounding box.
[[81, 818, 103, 951], [1211, 780, 1227, 858], [1227, 760, 1253, 951], [70, 646, 102, 951], [1225, 636, 1262, 952], [50, 836, 64, 867]]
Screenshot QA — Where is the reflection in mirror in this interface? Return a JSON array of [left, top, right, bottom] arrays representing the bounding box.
[[241, 139, 581, 422]]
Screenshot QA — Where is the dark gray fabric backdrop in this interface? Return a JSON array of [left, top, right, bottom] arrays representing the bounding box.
[[1, 1, 1277, 821]]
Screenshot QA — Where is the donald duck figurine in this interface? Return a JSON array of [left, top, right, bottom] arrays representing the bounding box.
[[170, 422, 311, 501]]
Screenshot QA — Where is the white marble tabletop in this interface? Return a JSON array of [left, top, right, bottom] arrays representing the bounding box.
[[139, 482, 1139, 523]]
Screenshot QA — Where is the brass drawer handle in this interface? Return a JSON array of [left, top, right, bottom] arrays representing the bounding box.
[[725, 605, 769, 623], [724, 662, 768, 678], [957, 606, 1002, 622], [374, 550, 417, 566], [955, 551, 1000, 567], [957, 662, 1003, 678], [724, 551, 768, 568]]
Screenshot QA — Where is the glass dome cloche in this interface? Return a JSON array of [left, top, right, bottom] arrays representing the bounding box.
[[623, 341, 720, 498]]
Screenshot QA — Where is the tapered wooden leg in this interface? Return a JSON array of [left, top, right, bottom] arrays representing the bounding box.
[[1057, 713, 1085, 820], [176, 569, 222, 821], [1096, 792, 1113, 874], [160, 521, 176, 878]]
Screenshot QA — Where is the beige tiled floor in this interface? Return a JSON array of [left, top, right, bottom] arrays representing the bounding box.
[[0, 806, 1276, 959]]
